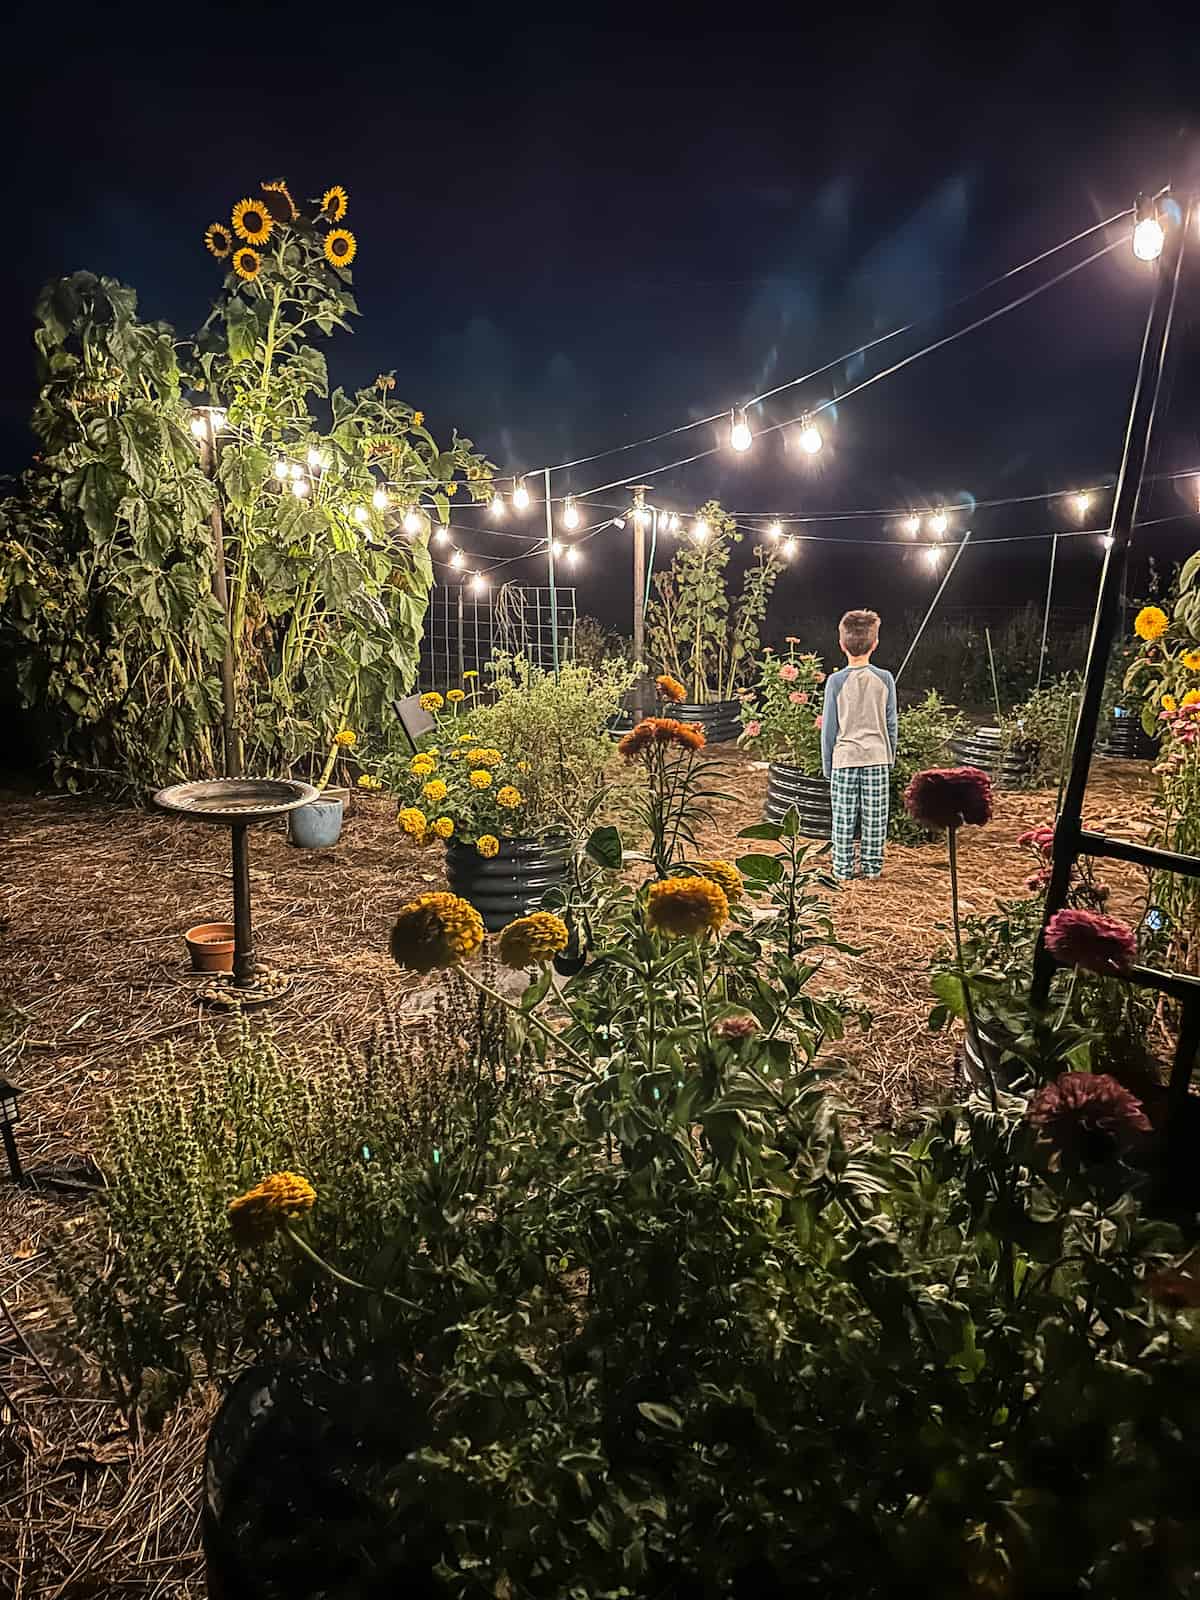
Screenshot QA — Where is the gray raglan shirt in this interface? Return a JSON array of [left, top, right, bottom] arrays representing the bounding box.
[[820, 665, 898, 776]]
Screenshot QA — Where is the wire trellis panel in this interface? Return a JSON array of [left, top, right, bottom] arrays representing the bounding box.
[[419, 583, 577, 691]]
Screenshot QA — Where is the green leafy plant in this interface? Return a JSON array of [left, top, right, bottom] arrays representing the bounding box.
[[645, 500, 781, 701], [890, 690, 966, 842], [999, 672, 1082, 790], [736, 644, 826, 773]]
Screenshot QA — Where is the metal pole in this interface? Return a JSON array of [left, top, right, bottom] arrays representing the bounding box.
[[456, 587, 465, 683], [984, 627, 1003, 725], [544, 467, 559, 675], [199, 421, 239, 777], [1033, 197, 1189, 1005], [630, 487, 649, 715], [1035, 532, 1059, 692], [230, 824, 256, 988], [895, 532, 973, 683]]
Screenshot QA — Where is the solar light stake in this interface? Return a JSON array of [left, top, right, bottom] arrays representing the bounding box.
[[0, 1077, 25, 1185]]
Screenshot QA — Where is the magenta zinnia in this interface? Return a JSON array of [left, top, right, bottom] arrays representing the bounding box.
[[1044, 908, 1137, 975], [904, 766, 993, 831], [1027, 1072, 1151, 1165]]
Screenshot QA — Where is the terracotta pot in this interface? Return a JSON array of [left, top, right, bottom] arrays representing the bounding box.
[[185, 923, 235, 973]]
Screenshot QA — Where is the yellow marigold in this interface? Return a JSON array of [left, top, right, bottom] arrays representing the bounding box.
[[420, 692, 444, 711], [458, 733, 474, 743], [357, 774, 383, 790], [432, 815, 454, 839], [1135, 605, 1169, 642], [446, 689, 465, 703], [228, 1171, 315, 1247], [694, 858, 744, 904], [410, 754, 436, 776], [469, 769, 493, 789], [389, 892, 485, 973], [517, 760, 531, 773], [423, 779, 448, 804], [1162, 694, 1178, 713], [496, 785, 522, 808], [334, 728, 356, 748], [1183, 650, 1200, 671], [497, 911, 570, 969], [476, 834, 500, 858], [397, 806, 428, 838], [645, 875, 729, 939], [656, 673, 687, 704], [1182, 690, 1200, 708]]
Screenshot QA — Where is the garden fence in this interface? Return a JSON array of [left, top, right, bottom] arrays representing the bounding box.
[[419, 583, 577, 691]]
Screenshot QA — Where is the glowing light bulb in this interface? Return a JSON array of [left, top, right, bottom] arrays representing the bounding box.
[[471, 572, 488, 594], [928, 510, 948, 537], [273, 459, 290, 481], [512, 479, 531, 511], [562, 497, 580, 530], [1101, 533, 1114, 550], [781, 537, 797, 560], [433, 523, 450, 545], [1071, 491, 1091, 519], [926, 547, 942, 569], [667, 513, 681, 533], [1133, 215, 1165, 262], [189, 415, 208, 440], [691, 517, 710, 544], [546, 540, 560, 558], [450, 549, 465, 570], [402, 506, 423, 536], [291, 476, 310, 498], [902, 514, 920, 537], [353, 505, 369, 524], [289, 463, 305, 480], [307, 447, 325, 472], [565, 546, 580, 567], [729, 409, 753, 452], [766, 521, 782, 542], [798, 416, 823, 454], [372, 487, 390, 511], [489, 491, 507, 518]]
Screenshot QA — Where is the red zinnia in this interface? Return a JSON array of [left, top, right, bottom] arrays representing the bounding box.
[[1027, 1071, 1151, 1165], [1044, 908, 1137, 975], [903, 766, 993, 831], [1017, 824, 1055, 854]]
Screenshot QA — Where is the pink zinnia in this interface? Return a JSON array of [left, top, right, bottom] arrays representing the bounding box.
[[1027, 1072, 1151, 1165], [1025, 868, 1052, 894], [789, 691, 804, 704], [744, 719, 762, 737], [1017, 824, 1055, 854], [779, 663, 799, 683], [814, 714, 823, 730], [1045, 909, 1137, 975], [903, 767, 993, 831]]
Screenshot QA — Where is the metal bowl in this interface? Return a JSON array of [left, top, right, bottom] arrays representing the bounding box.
[[154, 777, 320, 826]]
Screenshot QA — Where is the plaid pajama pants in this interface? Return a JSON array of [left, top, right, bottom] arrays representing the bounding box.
[[829, 764, 890, 879]]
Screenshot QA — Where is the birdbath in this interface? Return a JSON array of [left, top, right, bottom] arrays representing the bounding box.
[[154, 777, 319, 1009]]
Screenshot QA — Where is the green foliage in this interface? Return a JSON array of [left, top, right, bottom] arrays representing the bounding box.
[[999, 672, 1083, 790], [572, 614, 631, 670], [0, 187, 494, 790], [737, 645, 825, 773], [893, 602, 1089, 706], [890, 689, 966, 843], [645, 500, 781, 701]]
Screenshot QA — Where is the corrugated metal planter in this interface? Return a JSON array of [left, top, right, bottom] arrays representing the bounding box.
[[949, 727, 1030, 789], [447, 836, 572, 932], [763, 762, 832, 839], [673, 698, 743, 745], [1101, 706, 1158, 761]]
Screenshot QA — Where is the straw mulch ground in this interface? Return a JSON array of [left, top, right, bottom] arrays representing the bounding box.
[[0, 752, 1157, 1597]]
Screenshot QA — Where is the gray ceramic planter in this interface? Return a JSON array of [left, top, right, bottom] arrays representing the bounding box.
[[287, 788, 347, 848]]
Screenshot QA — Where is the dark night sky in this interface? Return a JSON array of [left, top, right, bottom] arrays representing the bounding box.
[[4, 2, 1200, 638]]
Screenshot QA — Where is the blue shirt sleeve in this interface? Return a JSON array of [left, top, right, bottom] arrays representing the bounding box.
[[821, 674, 839, 778], [884, 670, 898, 761]]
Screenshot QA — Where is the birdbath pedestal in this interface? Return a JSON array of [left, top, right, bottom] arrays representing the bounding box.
[[154, 778, 319, 1009]]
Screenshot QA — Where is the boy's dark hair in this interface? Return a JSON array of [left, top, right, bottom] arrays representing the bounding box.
[[839, 609, 881, 655]]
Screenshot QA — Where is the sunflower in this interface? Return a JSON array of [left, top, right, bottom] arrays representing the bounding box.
[[420, 692, 444, 711], [389, 892, 485, 973], [232, 247, 261, 282], [260, 178, 299, 222], [496, 785, 522, 809], [476, 834, 500, 858], [228, 1171, 315, 1247], [321, 184, 349, 222], [432, 816, 454, 839], [204, 222, 233, 259], [694, 858, 744, 904], [1162, 694, 1178, 713], [397, 806, 428, 838], [232, 198, 273, 245], [324, 228, 357, 269], [1182, 690, 1200, 708], [1135, 605, 1169, 642], [412, 410, 425, 427], [469, 769, 493, 790], [497, 911, 570, 969], [646, 875, 729, 939]]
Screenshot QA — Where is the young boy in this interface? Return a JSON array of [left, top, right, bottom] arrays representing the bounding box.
[[820, 609, 898, 881]]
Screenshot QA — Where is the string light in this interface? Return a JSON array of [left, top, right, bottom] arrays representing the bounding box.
[[797, 416, 823, 455], [1132, 198, 1165, 262], [926, 546, 942, 569], [450, 549, 465, 570], [691, 517, 710, 544], [402, 507, 423, 536], [667, 513, 681, 533], [306, 447, 325, 471], [729, 408, 753, 452], [291, 476, 310, 498], [289, 463, 305, 481], [562, 496, 580, 530], [902, 513, 921, 536], [566, 546, 580, 567], [353, 505, 369, 524], [189, 415, 208, 440], [1071, 491, 1092, 519], [433, 523, 450, 545], [512, 478, 531, 511], [550, 539, 564, 557], [490, 490, 507, 518], [471, 571, 488, 594], [766, 521, 782, 542], [273, 459, 290, 482], [372, 487, 390, 511], [928, 509, 949, 537], [781, 536, 797, 560], [1101, 533, 1114, 550]]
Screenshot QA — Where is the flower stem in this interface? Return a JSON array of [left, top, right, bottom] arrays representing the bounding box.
[[457, 966, 593, 1075], [948, 823, 997, 1111], [281, 1224, 424, 1313]]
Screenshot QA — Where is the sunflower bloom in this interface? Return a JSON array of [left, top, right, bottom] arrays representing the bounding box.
[[228, 1171, 315, 1247], [204, 222, 233, 259], [231, 198, 273, 245], [446, 689, 465, 703], [496, 785, 522, 808], [498, 911, 570, 969], [694, 858, 743, 904], [260, 179, 299, 222], [389, 892, 485, 973], [325, 228, 357, 268], [646, 875, 729, 938], [476, 834, 500, 858], [1162, 694, 1178, 713], [397, 806, 428, 838], [420, 692, 444, 711], [423, 779, 448, 804], [1183, 649, 1200, 671], [432, 815, 454, 839], [232, 247, 261, 282], [320, 184, 349, 222], [469, 769, 493, 790], [412, 410, 425, 427], [1135, 605, 1169, 642], [334, 729, 356, 748], [1183, 690, 1200, 708], [655, 673, 687, 704]]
